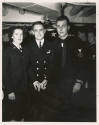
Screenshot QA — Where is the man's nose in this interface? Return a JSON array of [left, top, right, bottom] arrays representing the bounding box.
[[59, 27, 63, 31], [19, 35, 22, 39], [38, 31, 41, 35]]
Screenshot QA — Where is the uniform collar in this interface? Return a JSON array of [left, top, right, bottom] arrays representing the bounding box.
[[36, 39, 44, 48]]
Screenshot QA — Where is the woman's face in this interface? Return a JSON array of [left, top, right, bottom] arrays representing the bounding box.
[[12, 29, 23, 45]]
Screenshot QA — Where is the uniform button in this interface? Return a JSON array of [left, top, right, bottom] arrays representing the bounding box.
[[44, 60, 46, 64], [44, 74, 46, 78], [36, 61, 39, 63], [44, 67, 47, 70], [37, 67, 39, 70], [44, 76, 47, 79], [37, 74, 39, 77]]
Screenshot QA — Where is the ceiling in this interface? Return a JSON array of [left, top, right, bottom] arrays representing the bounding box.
[[63, 2, 96, 17], [3, 2, 59, 20], [63, 2, 96, 23], [3, 2, 96, 23]]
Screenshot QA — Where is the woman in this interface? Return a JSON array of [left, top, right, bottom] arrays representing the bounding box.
[[3, 27, 30, 121]]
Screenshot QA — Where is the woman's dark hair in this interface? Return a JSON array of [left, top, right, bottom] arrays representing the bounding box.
[[8, 26, 23, 42]]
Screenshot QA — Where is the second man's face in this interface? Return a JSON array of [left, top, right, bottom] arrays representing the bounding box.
[[33, 24, 46, 41], [56, 20, 69, 39]]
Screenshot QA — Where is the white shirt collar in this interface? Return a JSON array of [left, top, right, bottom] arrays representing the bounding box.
[[36, 39, 44, 48]]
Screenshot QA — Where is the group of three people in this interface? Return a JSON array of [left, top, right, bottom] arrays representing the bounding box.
[[3, 16, 85, 121]]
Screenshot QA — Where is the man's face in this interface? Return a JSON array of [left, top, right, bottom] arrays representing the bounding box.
[[56, 20, 69, 39], [33, 24, 46, 41], [12, 29, 23, 45]]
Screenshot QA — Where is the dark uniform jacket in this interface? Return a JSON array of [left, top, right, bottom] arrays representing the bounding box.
[[27, 39, 54, 90], [72, 39, 89, 81], [52, 35, 84, 99], [53, 36, 83, 81], [3, 42, 30, 94]]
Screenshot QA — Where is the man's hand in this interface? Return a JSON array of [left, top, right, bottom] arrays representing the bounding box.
[[8, 92, 15, 100], [40, 79, 47, 90], [33, 81, 41, 92], [73, 83, 82, 94]]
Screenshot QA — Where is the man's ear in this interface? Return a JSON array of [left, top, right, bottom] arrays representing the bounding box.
[[44, 29, 46, 34], [68, 25, 70, 31], [32, 30, 34, 35], [32, 30, 35, 35]]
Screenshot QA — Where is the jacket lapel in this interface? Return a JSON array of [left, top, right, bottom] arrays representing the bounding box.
[[31, 40, 44, 58], [11, 43, 22, 54]]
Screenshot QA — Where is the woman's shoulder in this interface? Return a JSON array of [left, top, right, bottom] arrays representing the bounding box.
[[3, 42, 16, 55]]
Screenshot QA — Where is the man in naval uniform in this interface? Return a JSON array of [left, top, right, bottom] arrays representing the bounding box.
[[27, 21, 54, 121], [48, 16, 85, 121]]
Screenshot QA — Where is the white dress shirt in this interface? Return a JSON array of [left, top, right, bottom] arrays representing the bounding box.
[[36, 39, 44, 48]]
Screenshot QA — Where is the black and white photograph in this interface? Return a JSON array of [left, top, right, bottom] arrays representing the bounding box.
[[2, 0, 96, 122]]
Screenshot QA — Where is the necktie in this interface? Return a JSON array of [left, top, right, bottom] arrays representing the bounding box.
[[39, 41, 42, 48]]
